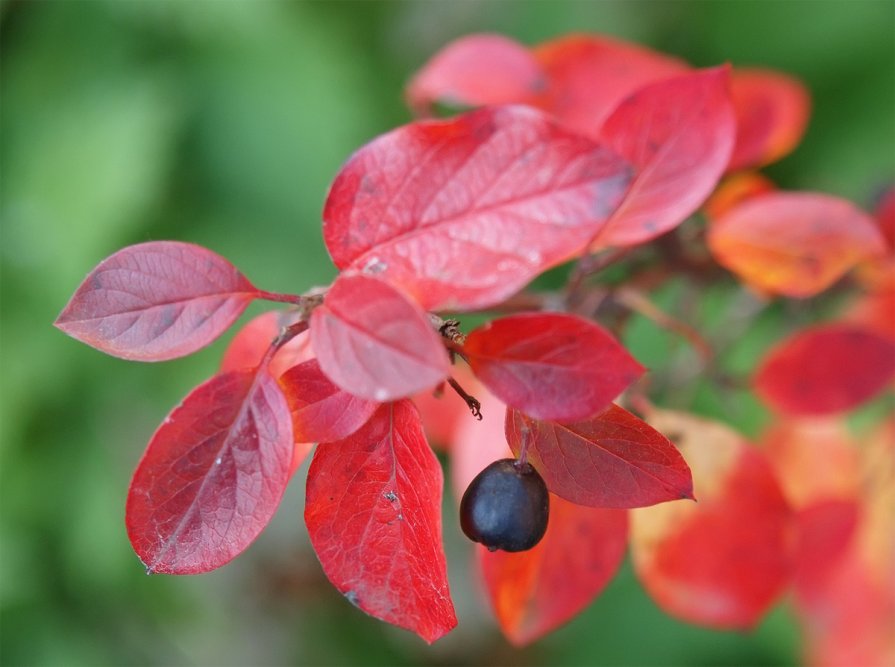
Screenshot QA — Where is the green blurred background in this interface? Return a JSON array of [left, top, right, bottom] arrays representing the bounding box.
[[1, 1, 892, 665]]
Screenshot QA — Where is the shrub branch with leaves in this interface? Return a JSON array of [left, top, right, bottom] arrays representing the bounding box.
[[55, 32, 894, 661]]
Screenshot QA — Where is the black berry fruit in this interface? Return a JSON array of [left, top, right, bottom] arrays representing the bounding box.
[[459, 458, 549, 552]]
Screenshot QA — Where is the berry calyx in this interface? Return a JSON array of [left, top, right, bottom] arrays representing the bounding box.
[[459, 458, 549, 552]]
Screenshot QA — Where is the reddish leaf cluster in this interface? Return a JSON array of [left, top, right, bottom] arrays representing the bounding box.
[[55, 29, 892, 656]]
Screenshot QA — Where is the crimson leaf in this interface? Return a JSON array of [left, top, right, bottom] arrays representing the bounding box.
[[322, 105, 633, 311], [310, 273, 450, 401], [126, 368, 293, 574], [505, 405, 694, 508], [463, 313, 644, 422], [593, 67, 735, 248], [55, 241, 260, 361], [278, 359, 379, 444], [305, 401, 457, 643]]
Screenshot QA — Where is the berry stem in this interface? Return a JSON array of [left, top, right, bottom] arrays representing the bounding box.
[[515, 423, 531, 468], [447, 377, 482, 420]]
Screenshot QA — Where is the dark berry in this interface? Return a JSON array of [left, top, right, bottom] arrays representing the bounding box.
[[459, 458, 549, 552]]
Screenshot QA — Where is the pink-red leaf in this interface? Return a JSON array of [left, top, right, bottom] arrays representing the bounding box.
[[593, 67, 736, 248], [126, 368, 293, 574], [305, 401, 457, 643], [707, 192, 886, 297], [310, 273, 450, 401], [630, 409, 794, 629], [406, 34, 544, 116], [278, 359, 379, 444], [727, 68, 811, 171], [55, 242, 259, 361], [322, 105, 633, 311], [464, 313, 643, 422], [531, 34, 688, 138], [754, 323, 895, 416], [505, 405, 694, 508], [479, 496, 628, 646]]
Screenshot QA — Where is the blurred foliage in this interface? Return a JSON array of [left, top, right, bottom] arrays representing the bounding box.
[[1, 1, 892, 665]]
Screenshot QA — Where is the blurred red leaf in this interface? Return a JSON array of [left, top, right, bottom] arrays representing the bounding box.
[[844, 289, 895, 342], [707, 192, 886, 297], [505, 405, 693, 508], [406, 34, 544, 116], [55, 242, 259, 361], [479, 495, 627, 646], [531, 34, 688, 138], [220, 310, 313, 376], [874, 185, 895, 252], [464, 313, 643, 422], [727, 68, 811, 171], [793, 499, 860, 608], [630, 409, 794, 629], [754, 323, 895, 416], [310, 273, 450, 401], [279, 359, 379, 444], [305, 401, 457, 643], [593, 67, 736, 248], [322, 105, 632, 311], [126, 368, 293, 574]]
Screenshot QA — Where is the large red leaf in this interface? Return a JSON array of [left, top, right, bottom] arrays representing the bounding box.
[[754, 323, 895, 416], [479, 496, 627, 646], [126, 368, 293, 574], [531, 34, 688, 139], [305, 401, 457, 643], [707, 192, 886, 297], [592, 67, 736, 248], [505, 405, 694, 508], [55, 242, 259, 361], [406, 34, 544, 116], [630, 409, 793, 629], [322, 105, 633, 311], [727, 68, 811, 171], [464, 313, 643, 422], [220, 310, 314, 376], [310, 273, 450, 401], [278, 359, 379, 444]]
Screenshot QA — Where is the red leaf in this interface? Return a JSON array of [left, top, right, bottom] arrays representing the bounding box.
[[630, 409, 794, 629], [55, 242, 259, 361], [322, 105, 633, 311], [126, 368, 293, 574], [310, 273, 450, 401], [505, 405, 694, 508], [727, 68, 811, 171], [754, 323, 895, 416], [220, 310, 314, 376], [464, 313, 643, 422], [707, 192, 886, 297], [593, 67, 736, 248], [305, 401, 457, 643], [479, 496, 627, 646], [793, 499, 860, 608], [531, 34, 688, 138], [279, 359, 379, 444], [406, 34, 544, 116]]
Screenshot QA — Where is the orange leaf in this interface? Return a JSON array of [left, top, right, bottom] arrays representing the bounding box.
[[630, 409, 794, 629], [703, 171, 776, 222], [708, 191, 886, 297], [479, 496, 628, 646]]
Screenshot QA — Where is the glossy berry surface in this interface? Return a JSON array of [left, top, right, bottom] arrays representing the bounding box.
[[459, 458, 549, 552]]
